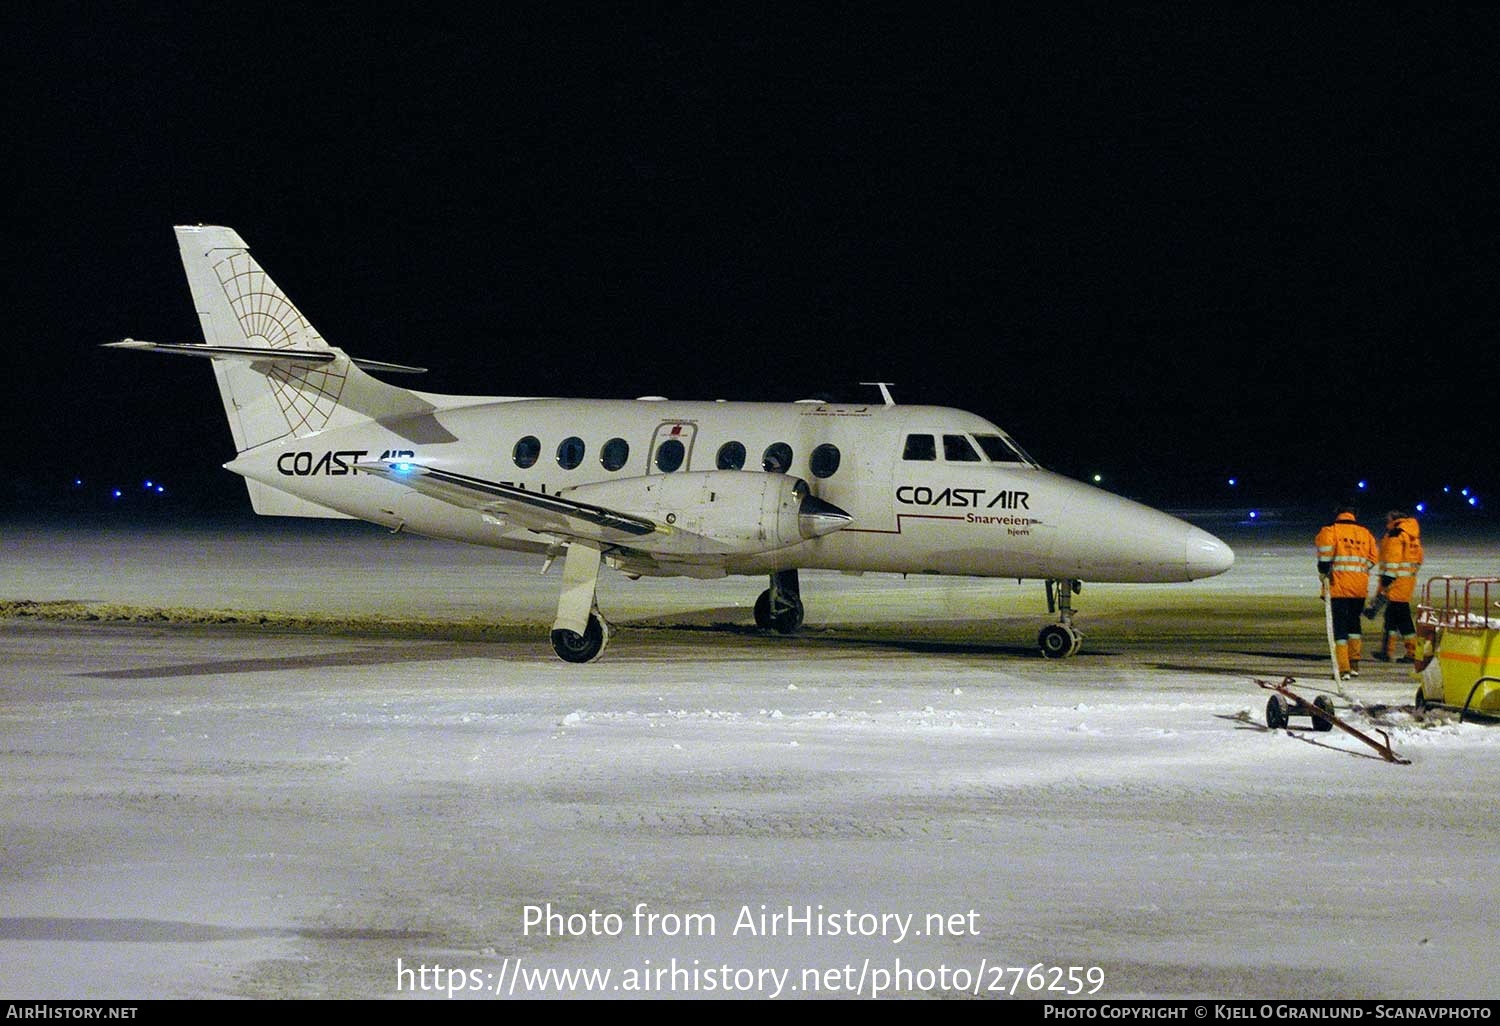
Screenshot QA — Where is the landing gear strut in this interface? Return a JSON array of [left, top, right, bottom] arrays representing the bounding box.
[[1039, 578, 1084, 659], [549, 542, 612, 663], [754, 569, 804, 634]]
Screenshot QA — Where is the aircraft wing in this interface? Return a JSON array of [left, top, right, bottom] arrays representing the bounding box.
[[352, 462, 661, 546], [353, 461, 848, 562]]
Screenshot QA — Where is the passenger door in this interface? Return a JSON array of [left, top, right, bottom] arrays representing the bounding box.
[[647, 420, 698, 475]]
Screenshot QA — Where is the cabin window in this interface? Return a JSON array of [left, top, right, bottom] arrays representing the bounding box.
[[974, 433, 1033, 464], [809, 443, 841, 479], [943, 434, 981, 462], [762, 442, 793, 473], [716, 440, 746, 471], [902, 434, 936, 461], [655, 438, 686, 473], [513, 435, 541, 469], [601, 437, 629, 471], [557, 436, 586, 470]]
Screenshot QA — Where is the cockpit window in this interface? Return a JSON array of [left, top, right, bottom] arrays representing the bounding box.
[[943, 434, 981, 462], [974, 433, 1035, 465], [902, 434, 936, 461]]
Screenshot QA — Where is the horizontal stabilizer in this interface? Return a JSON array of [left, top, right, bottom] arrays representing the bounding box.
[[104, 339, 427, 374]]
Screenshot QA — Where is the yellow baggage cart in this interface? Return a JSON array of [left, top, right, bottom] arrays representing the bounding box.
[[1414, 576, 1500, 720]]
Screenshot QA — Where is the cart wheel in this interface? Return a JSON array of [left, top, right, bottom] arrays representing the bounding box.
[[1312, 694, 1335, 733], [1266, 694, 1289, 730]]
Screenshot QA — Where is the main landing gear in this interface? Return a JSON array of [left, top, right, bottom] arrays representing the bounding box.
[[754, 569, 805, 634], [549, 542, 612, 663], [749, 571, 1088, 657], [1039, 578, 1084, 659]]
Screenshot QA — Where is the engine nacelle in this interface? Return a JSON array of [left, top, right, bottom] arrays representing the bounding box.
[[560, 470, 850, 558]]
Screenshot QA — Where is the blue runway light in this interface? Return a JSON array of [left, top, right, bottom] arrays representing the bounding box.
[[1248, 510, 1258, 520], [112, 489, 122, 499], [1357, 480, 1367, 490], [1227, 478, 1237, 487], [1415, 502, 1426, 513], [144, 480, 153, 489], [156, 485, 165, 494]]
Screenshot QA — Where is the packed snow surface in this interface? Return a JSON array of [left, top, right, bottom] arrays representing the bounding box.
[[2, 516, 1497, 999]]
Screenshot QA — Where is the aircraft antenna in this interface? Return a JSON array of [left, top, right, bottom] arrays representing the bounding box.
[[860, 381, 896, 406]]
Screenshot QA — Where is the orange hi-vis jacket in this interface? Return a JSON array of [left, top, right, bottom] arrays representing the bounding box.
[[1315, 513, 1379, 598], [1378, 516, 1424, 603]]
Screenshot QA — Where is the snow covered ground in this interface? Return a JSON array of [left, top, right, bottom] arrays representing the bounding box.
[[1, 515, 1497, 1000]]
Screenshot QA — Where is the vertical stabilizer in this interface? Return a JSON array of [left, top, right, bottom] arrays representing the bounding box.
[[175, 225, 432, 452]]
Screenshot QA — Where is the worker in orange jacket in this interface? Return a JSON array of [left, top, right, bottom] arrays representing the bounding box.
[[1315, 505, 1379, 678], [1368, 510, 1424, 662]]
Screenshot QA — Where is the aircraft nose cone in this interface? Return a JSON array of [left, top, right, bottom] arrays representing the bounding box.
[[798, 494, 853, 539], [1186, 526, 1235, 579]]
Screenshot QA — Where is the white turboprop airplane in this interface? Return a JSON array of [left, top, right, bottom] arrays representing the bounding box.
[[109, 225, 1234, 663]]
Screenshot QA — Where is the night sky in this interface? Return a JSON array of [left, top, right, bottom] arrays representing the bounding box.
[[9, 8, 1498, 520]]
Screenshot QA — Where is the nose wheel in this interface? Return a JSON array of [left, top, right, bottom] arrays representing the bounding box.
[[1038, 622, 1083, 659], [1039, 578, 1084, 658]]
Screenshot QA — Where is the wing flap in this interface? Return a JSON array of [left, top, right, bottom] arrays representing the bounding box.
[[352, 462, 660, 544]]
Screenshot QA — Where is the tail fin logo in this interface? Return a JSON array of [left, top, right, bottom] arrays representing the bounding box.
[[214, 250, 347, 436]]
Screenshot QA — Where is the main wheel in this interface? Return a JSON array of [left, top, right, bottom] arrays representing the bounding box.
[[1038, 623, 1079, 659], [771, 601, 803, 634], [1266, 694, 1289, 730], [551, 614, 606, 663], [1312, 694, 1335, 732], [753, 589, 772, 629], [755, 590, 804, 633]]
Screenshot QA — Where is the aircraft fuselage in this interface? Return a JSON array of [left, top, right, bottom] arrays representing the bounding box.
[[226, 397, 1232, 584]]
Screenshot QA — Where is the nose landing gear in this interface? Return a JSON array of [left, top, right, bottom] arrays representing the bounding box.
[[1039, 578, 1084, 659]]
